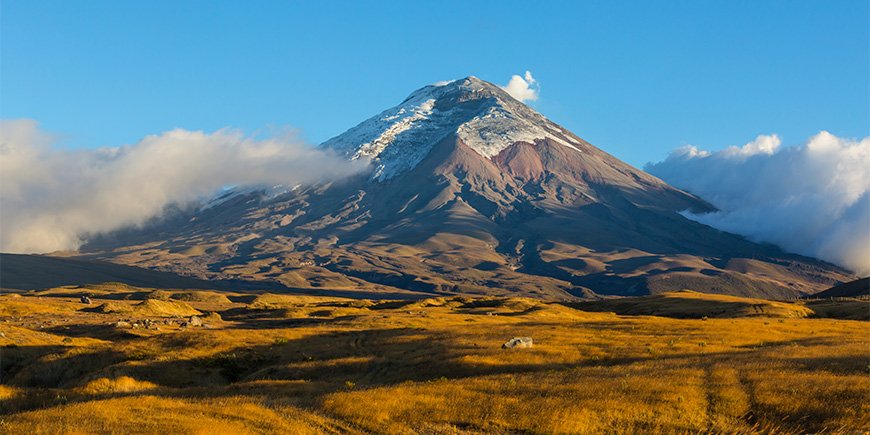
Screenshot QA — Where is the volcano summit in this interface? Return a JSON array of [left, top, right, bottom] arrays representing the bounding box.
[[83, 77, 853, 299]]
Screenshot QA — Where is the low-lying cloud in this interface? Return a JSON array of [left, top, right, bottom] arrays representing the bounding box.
[[501, 71, 539, 102], [646, 132, 870, 275], [0, 119, 367, 253]]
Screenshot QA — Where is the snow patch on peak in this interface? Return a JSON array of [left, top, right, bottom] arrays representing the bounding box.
[[321, 87, 466, 180], [322, 77, 582, 181], [457, 105, 581, 158], [354, 98, 438, 180]]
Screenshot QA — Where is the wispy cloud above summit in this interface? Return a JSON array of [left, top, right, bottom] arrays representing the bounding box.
[[0, 119, 367, 254], [646, 132, 870, 275], [501, 71, 540, 102]]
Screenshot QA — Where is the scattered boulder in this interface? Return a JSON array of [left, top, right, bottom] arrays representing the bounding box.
[[117, 319, 161, 330], [114, 321, 132, 329], [502, 337, 533, 349], [188, 315, 203, 327], [80, 296, 92, 304]]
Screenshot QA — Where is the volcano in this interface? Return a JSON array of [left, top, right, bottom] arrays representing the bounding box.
[[82, 77, 853, 299]]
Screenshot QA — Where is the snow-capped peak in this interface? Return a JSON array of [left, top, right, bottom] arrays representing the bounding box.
[[321, 76, 582, 181]]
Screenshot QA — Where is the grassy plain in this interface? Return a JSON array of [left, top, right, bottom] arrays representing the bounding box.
[[0, 286, 867, 434]]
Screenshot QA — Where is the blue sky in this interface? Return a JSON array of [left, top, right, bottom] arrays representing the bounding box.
[[2, 0, 867, 167]]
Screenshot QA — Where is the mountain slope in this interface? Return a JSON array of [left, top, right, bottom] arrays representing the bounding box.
[[80, 77, 854, 299], [0, 253, 263, 291], [813, 277, 869, 298]]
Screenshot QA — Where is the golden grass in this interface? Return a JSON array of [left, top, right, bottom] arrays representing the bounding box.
[[133, 299, 201, 317], [0, 396, 333, 434], [0, 289, 867, 433], [145, 289, 233, 305], [247, 293, 355, 308], [576, 290, 816, 318], [805, 299, 870, 320], [95, 299, 201, 317], [0, 296, 79, 316], [28, 282, 140, 297], [167, 291, 232, 304], [76, 376, 158, 395]]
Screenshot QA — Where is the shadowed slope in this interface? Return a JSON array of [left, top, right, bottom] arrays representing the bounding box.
[[814, 277, 869, 298], [0, 254, 221, 291]]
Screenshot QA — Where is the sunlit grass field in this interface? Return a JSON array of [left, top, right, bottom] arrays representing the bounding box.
[[0, 285, 867, 434]]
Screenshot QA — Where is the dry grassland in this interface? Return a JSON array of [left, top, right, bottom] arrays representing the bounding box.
[[0, 286, 867, 434]]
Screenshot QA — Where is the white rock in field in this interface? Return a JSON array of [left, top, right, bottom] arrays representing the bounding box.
[[502, 337, 533, 349]]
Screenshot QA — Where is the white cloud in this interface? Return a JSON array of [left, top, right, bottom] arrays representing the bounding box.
[[501, 70, 540, 102], [721, 134, 781, 158], [646, 131, 870, 275], [666, 145, 711, 160], [0, 119, 367, 253]]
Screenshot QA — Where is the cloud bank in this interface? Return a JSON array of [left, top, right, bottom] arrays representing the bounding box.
[[0, 119, 367, 253], [646, 132, 870, 275], [501, 71, 539, 102]]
